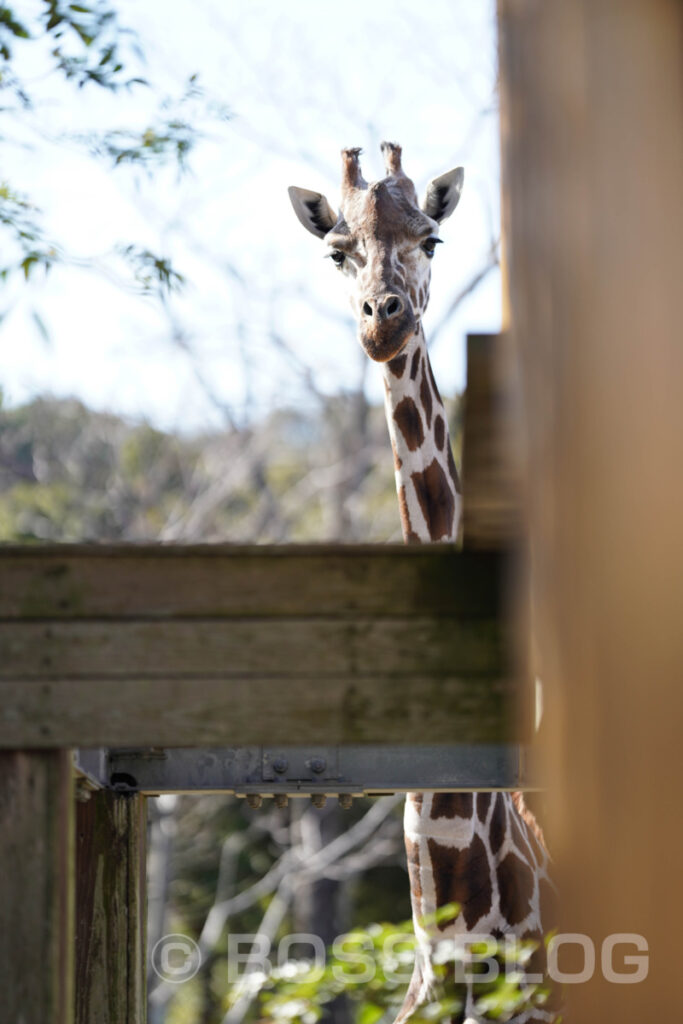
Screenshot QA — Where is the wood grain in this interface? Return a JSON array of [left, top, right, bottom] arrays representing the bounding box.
[[76, 792, 146, 1024], [0, 751, 74, 1023], [0, 544, 501, 619], [0, 675, 515, 747], [0, 545, 524, 747]]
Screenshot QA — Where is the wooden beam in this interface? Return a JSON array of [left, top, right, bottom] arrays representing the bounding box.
[[0, 545, 526, 747], [0, 750, 74, 1023], [0, 544, 501, 619], [499, 0, 683, 1020], [0, 675, 514, 748], [462, 333, 521, 550], [76, 792, 146, 1024]]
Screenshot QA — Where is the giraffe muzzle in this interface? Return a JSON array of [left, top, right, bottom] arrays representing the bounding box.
[[358, 292, 416, 362]]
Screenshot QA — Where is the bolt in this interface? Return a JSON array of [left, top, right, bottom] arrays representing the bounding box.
[[338, 794, 353, 810], [274, 794, 289, 809], [310, 757, 326, 774], [246, 794, 263, 809], [272, 757, 288, 774], [311, 794, 327, 808]]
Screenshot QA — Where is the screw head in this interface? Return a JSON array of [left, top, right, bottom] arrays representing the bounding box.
[[310, 757, 326, 774], [272, 757, 288, 774]]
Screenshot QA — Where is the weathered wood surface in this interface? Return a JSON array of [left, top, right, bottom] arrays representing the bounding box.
[[0, 545, 525, 746], [0, 750, 74, 1024], [0, 544, 500, 618], [499, 1, 683, 1020], [76, 792, 146, 1024], [0, 619, 501, 677], [0, 675, 512, 747]]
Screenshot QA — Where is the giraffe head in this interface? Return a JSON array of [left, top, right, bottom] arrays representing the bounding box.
[[289, 143, 464, 363]]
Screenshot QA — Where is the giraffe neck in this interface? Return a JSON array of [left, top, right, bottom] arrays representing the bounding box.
[[383, 336, 560, 1021], [381, 327, 462, 543]]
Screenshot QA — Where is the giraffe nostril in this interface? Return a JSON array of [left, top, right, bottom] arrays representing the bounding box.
[[385, 296, 401, 318], [362, 300, 373, 317]]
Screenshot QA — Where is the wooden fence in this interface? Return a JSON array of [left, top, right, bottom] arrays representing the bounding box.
[[0, 329, 523, 1021]]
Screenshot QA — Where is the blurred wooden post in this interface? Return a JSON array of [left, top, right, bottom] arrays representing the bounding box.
[[462, 333, 521, 552], [76, 792, 147, 1024], [499, 1, 683, 1020], [0, 751, 74, 1024]]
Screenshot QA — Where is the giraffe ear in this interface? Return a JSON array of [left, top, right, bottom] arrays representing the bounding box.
[[288, 186, 338, 239], [421, 167, 464, 223]]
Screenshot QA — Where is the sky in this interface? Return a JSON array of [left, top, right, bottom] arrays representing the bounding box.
[[3, 0, 501, 433]]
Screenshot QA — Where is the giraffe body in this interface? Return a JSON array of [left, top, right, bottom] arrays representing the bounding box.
[[402, 792, 557, 1024], [289, 144, 559, 1023]]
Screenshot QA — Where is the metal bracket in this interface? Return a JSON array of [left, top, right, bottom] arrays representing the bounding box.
[[98, 744, 539, 797]]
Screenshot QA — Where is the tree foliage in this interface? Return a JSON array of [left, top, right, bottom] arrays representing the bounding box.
[[0, 392, 462, 543], [0, 1, 216, 291]]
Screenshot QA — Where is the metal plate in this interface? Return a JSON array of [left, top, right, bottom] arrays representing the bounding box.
[[100, 744, 537, 796]]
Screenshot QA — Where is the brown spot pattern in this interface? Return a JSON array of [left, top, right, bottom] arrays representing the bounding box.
[[410, 349, 421, 380], [405, 837, 423, 904], [388, 353, 407, 378], [427, 356, 442, 403], [489, 793, 507, 855], [497, 852, 535, 927], [411, 458, 456, 540], [391, 439, 403, 471], [429, 834, 493, 931], [420, 364, 433, 428], [398, 485, 421, 542], [430, 793, 473, 820], [476, 792, 491, 823], [434, 414, 445, 451], [398, 484, 413, 537], [394, 396, 425, 451]]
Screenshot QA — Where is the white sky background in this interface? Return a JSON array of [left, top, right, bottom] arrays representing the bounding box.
[[3, 0, 501, 434]]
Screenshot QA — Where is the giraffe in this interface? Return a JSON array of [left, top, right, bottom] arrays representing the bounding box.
[[289, 143, 559, 1024]]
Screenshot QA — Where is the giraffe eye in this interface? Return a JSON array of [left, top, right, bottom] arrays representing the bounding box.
[[421, 237, 443, 259], [329, 250, 346, 266]]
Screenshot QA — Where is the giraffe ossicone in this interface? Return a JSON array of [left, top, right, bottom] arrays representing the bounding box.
[[289, 144, 560, 1023]]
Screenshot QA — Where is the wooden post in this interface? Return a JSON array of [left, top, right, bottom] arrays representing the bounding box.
[[499, 1, 683, 1020], [0, 750, 74, 1024], [75, 791, 147, 1024]]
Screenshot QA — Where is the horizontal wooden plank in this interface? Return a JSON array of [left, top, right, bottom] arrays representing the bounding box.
[[0, 617, 503, 679], [0, 675, 516, 747], [0, 544, 528, 747], [0, 544, 503, 620]]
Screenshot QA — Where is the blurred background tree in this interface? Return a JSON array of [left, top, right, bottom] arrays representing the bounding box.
[[0, 3, 502, 1022]]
